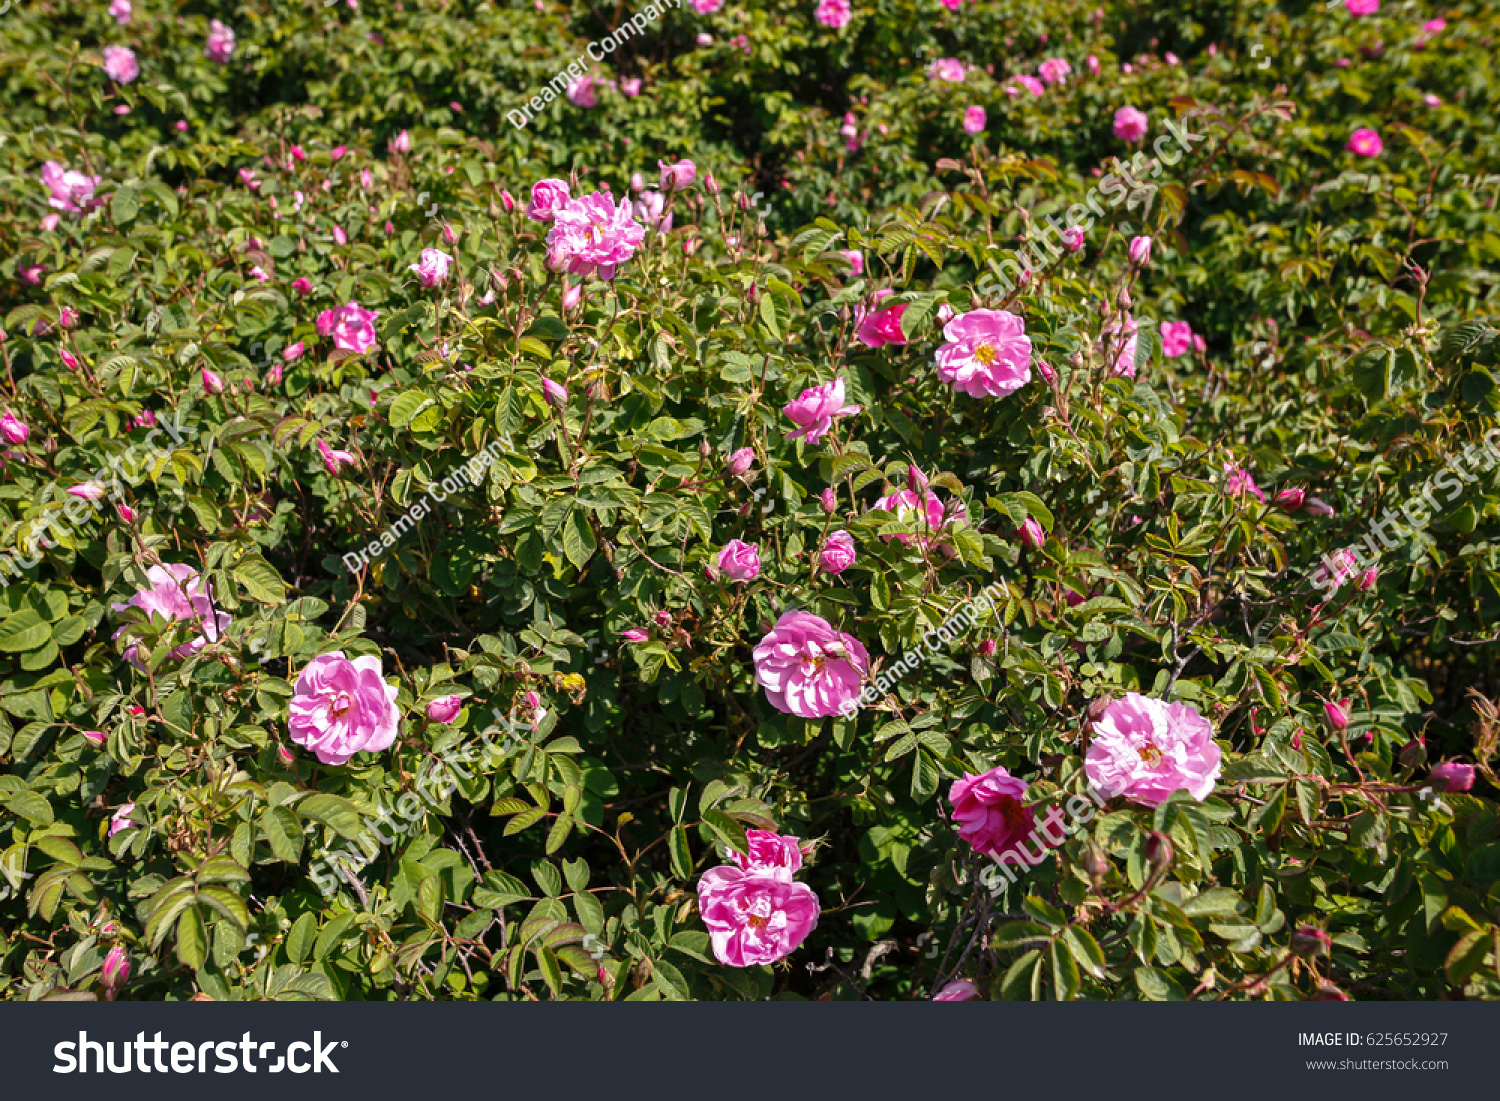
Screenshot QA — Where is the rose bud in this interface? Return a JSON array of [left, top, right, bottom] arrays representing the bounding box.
[[1081, 843, 1110, 881], [726, 447, 754, 475], [1356, 567, 1377, 591], [426, 696, 463, 724], [1398, 738, 1427, 771], [1144, 831, 1173, 876], [1274, 487, 1304, 510], [1290, 924, 1332, 957], [1431, 762, 1476, 792], [1017, 516, 1045, 549], [1323, 699, 1351, 732], [976, 638, 996, 658]]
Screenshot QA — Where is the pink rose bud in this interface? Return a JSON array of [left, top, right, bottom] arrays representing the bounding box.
[[101, 948, 130, 1000], [630, 172, 646, 192], [562, 281, 582, 311], [932, 979, 981, 1001], [622, 628, 649, 642], [333, 225, 347, 245], [202, 367, 225, 394], [0, 412, 29, 444], [654, 610, 673, 629], [266, 363, 284, 385], [426, 696, 463, 723], [1128, 235, 1153, 265], [977, 638, 997, 657], [705, 172, 721, 195], [277, 745, 295, 765], [317, 439, 357, 476], [385, 221, 394, 236], [83, 730, 107, 745], [821, 488, 838, 513], [541, 377, 568, 407], [726, 447, 754, 475], [68, 483, 106, 500], [1305, 496, 1336, 517], [1431, 762, 1476, 792], [282, 342, 305, 363], [391, 129, 411, 154], [1018, 517, 1045, 549], [1086, 53, 1100, 74], [1062, 227, 1085, 253], [716, 539, 761, 581], [117, 505, 137, 523], [1356, 567, 1377, 591], [1274, 487, 1305, 510], [1324, 699, 1351, 732]]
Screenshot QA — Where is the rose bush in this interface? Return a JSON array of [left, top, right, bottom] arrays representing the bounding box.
[[1, 0, 1500, 1003]]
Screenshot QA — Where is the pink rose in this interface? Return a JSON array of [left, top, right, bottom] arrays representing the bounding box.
[[1086, 54, 1100, 75], [620, 77, 642, 96], [934, 308, 1032, 399], [40, 161, 102, 213], [842, 249, 864, 275], [716, 539, 761, 581], [1313, 547, 1359, 591], [726, 447, 754, 475], [726, 829, 808, 877], [933, 979, 980, 1001], [1016, 74, 1045, 95], [315, 301, 379, 354], [107, 803, 137, 838], [815, 0, 852, 28], [1422, 93, 1442, 107], [288, 651, 400, 765], [102, 46, 139, 83], [962, 105, 987, 134], [1346, 127, 1383, 157], [782, 377, 861, 444], [111, 563, 232, 667], [527, 178, 571, 222], [874, 469, 966, 549], [205, 19, 236, 64], [928, 57, 966, 82], [292, 277, 313, 296], [1224, 464, 1266, 502], [855, 291, 909, 347], [697, 865, 819, 966], [753, 610, 869, 718], [110, 0, 132, 23], [658, 158, 697, 190], [410, 248, 453, 287], [1084, 693, 1222, 806], [566, 75, 599, 107], [1112, 105, 1149, 141], [1128, 235, 1153, 265], [318, 439, 357, 475], [1038, 57, 1071, 84], [546, 191, 646, 281], [1160, 320, 1193, 357], [427, 695, 463, 723], [1062, 226, 1085, 253], [949, 765, 1041, 860], [820, 530, 857, 574], [692, 0, 723, 9], [1344, 0, 1377, 13]]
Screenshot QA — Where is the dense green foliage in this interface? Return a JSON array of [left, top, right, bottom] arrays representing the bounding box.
[[3, 0, 1500, 1001]]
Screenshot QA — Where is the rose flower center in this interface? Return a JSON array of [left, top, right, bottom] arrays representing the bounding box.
[[1137, 742, 1164, 767], [974, 342, 997, 365]]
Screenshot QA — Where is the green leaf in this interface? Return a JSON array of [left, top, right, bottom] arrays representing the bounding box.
[[233, 555, 289, 604], [668, 825, 694, 879], [562, 508, 597, 571], [0, 611, 51, 653], [285, 912, 317, 964], [262, 806, 304, 863], [298, 794, 366, 840], [5, 791, 54, 826], [176, 903, 208, 970], [701, 809, 749, 855]]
